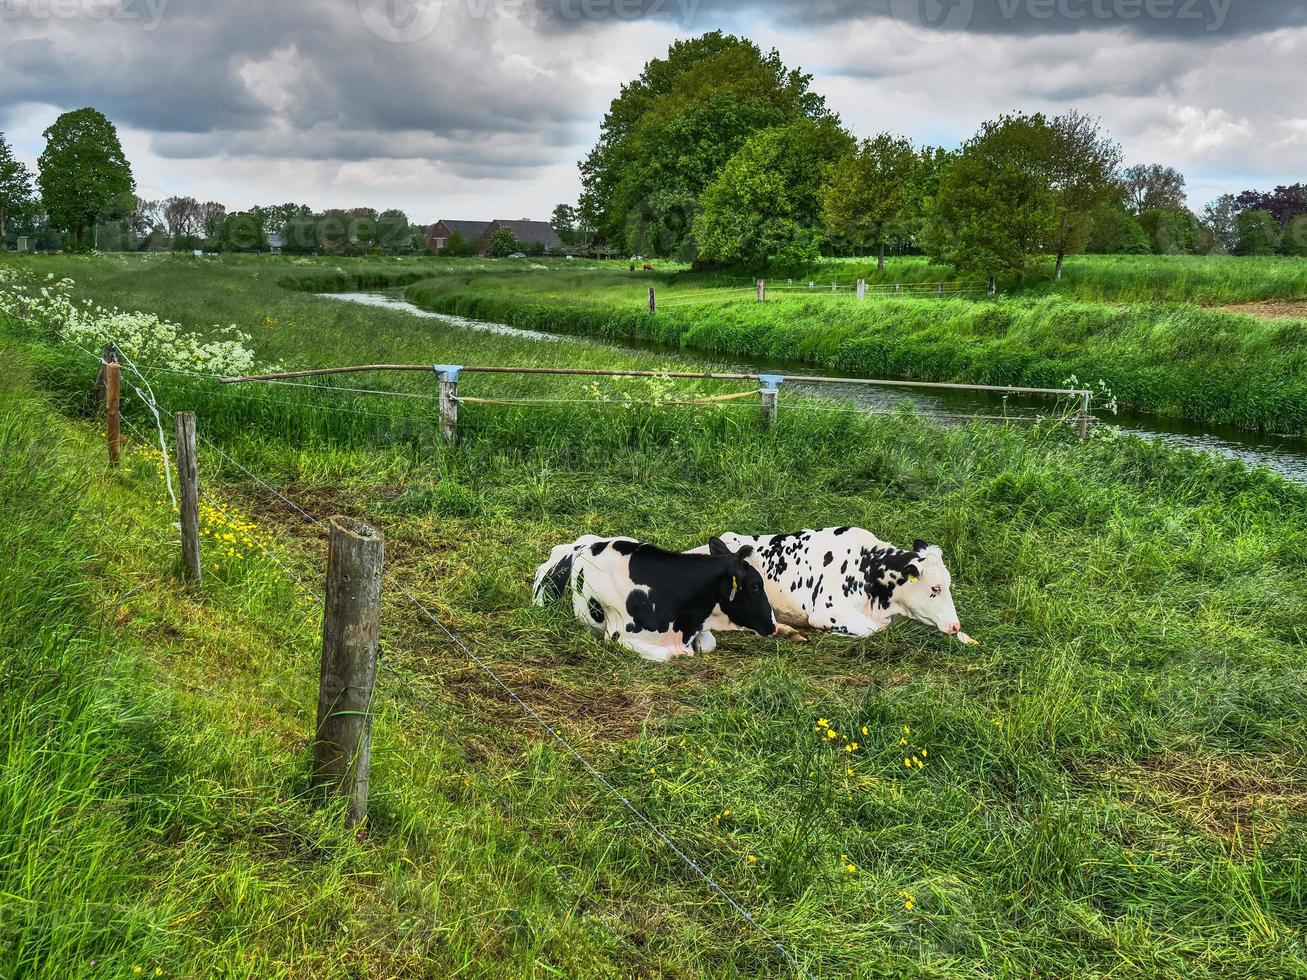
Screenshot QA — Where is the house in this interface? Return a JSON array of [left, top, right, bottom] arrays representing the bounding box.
[[483, 219, 565, 254], [427, 220, 491, 252], [426, 218, 566, 255]]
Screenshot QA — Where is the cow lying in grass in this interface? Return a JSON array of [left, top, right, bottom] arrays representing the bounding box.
[[690, 528, 976, 647], [533, 535, 777, 662]]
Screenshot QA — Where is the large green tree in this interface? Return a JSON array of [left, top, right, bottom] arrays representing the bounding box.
[[37, 108, 134, 247], [924, 112, 1060, 282], [0, 132, 36, 244], [694, 116, 852, 271], [821, 132, 918, 270], [1046, 111, 1122, 278], [580, 32, 828, 257]]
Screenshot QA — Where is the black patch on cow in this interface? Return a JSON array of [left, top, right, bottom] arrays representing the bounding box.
[[858, 545, 921, 611], [834, 526, 852, 535], [538, 554, 573, 603], [823, 551, 833, 566], [914, 538, 930, 553], [620, 541, 773, 641], [588, 597, 604, 624], [590, 541, 609, 556], [612, 539, 639, 556]]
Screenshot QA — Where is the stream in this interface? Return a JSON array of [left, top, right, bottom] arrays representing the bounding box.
[[321, 291, 1307, 485]]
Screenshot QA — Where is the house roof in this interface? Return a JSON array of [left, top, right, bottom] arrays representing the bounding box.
[[432, 219, 491, 239], [490, 219, 564, 250]]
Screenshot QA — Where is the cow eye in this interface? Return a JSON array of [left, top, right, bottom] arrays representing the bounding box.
[[931, 585, 941, 597]]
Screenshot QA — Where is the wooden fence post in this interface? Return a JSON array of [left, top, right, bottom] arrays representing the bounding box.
[[1078, 391, 1092, 441], [759, 375, 782, 428], [648, 286, 656, 313], [857, 279, 866, 301], [894, 283, 901, 294], [938, 282, 945, 295], [757, 278, 765, 302], [103, 344, 121, 468], [435, 365, 460, 445], [314, 516, 384, 827], [987, 276, 997, 296], [175, 411, 202, 583]]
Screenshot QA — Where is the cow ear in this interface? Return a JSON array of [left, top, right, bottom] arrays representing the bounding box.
[[904, 564, 920, 583], [735, 545, 754, 560], [913, 539, 929, 554], [708, 537, 730, 557]]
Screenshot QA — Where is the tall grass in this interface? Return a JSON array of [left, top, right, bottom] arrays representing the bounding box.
[[4, 254, 1307, 976]]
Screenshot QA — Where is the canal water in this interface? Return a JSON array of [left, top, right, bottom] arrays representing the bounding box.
[[322, 291, 1307, 484]]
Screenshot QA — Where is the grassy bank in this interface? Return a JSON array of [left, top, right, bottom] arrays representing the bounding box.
[[4, 253, 1307, 976], [400, 272, 1307, 434]]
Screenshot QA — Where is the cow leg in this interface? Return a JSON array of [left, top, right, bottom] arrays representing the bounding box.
[[820, 611, 885, 638], [692, 631, 717, 654], [617, 633, 687, 663], [775, 623, 809, 644]]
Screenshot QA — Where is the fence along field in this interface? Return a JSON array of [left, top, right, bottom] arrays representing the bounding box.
[[5, 255, 1307, 977]]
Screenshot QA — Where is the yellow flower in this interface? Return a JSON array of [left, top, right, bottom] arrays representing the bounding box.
[[845, 863, 857, 873], [915, 758, 924, 769], [746, 854, 757, 863], [904, 758, 911, 767], [900, 738, 908, 746], [861, 726, 869, 736], [133, 970, 142, 976], [817, 718, 828, 727], [826, 730, 837, 739], [155, 970, 163, 977], [845, 744, 854, 752], [921, 749, 928, 757], [903, 725, 911, 735]]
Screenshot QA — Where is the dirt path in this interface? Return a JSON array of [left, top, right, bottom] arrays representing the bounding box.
[[1216, 299, 1307, 320]]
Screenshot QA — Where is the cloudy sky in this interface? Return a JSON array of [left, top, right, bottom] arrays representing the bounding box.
[[1, 0, 1304, 222]]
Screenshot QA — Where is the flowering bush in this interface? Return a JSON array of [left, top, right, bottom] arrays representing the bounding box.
[[0, 269, 267, 377]]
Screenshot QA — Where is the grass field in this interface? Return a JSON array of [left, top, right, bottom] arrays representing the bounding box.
[[3, 253, 1307, 977]]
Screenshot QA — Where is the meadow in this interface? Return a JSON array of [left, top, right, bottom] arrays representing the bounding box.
[[393, 260, 1307, 435], [2, 253, 1306, 978]]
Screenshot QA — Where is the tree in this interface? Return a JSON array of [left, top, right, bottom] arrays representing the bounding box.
[[199, 202, 226, 239], [1234, 184, 1307, 227], [163, 196, 201, 239], [1202, 194, 1240, 253], [1085, 202, 1150, 254], [377, 209, 411, 249], [695, 116, 853, 271], [580, 31, 829, 255], [487, 227, 519, 257], [550, 204, 578, 245], [214, 210, 268, 252], [1234, 209, 1280, 255], [1122, 163, 1186, 214], [821, 132, 918, 270], [1046, 111, 1123, 279], [37, 108, 135, 247], [924, 113, 1060, 282], [0, 132, 36, 244], [1138, 207, 1200, 254], [1282, 215, 1307, 257]]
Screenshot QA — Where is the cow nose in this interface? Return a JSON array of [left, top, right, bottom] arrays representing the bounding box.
[[947, 622, 961, 635]]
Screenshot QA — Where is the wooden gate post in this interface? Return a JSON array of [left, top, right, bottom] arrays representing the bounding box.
[[759, 375, 783, 428], [648, 286, 656, 313], [175, 412, 202, 583], [435, 365, 460, 445], [314, 516, 384, 826], [757, 278, 765, 302], [856, 279, 866, 301], [103, 344, 121, 468]]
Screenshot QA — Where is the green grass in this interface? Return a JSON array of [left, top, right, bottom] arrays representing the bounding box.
[[3, 253, 1307, 977]]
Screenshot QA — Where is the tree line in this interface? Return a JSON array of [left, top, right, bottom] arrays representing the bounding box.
[[0, 109, 426, 255], [574, 32, 1307, 276]]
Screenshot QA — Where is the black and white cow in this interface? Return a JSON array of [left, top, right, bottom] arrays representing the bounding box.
[[533, 535, 777, 662], [690, 528, 976, 646]]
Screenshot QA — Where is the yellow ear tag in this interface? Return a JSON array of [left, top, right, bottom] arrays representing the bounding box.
[[909, 575, 919, 583], [733, 576, 738, 590]]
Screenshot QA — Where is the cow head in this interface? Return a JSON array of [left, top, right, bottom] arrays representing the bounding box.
[[709, 537, 777, 638], [887, 540, 970, 642]]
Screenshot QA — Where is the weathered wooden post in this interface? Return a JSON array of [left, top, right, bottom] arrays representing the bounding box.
[[857, 279, 866, 301], [987, 276, 997, 296], [435, 365, 460, 445], [1078, 390, 1092, 441], [759, 375, 783, 428], [103, 344, 121, 468], [174, 411, 202, 583], [938, 282, 945, 295], [757, 278, 766, 302], [314, 516, 384, 827], [808, 281, 814, 289], [648, 286, 656, 313], [894, 283, 901, 294]]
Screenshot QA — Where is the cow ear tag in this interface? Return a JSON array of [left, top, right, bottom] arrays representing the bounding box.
[[730, 576, 738, 601], [909, 575, 919, 583]]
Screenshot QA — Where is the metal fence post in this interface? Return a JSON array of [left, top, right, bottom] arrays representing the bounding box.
[[759, 375, 783, 428], [314, 516, 384, 827], [857, 279, 866, 301], [175, 411, 202, 583], [435, 365, 461, 444]]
